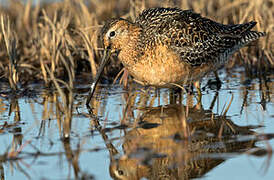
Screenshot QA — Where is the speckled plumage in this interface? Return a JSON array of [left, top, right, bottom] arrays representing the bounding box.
[[100, 7, 265, 87]]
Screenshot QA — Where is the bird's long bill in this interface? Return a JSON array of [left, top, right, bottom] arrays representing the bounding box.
[[86, 48, 111, 107]]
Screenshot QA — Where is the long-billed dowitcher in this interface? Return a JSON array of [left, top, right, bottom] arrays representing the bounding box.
[[86, 7, 265, 106]]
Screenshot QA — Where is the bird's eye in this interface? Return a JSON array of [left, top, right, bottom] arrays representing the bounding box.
[[109, 31, 116, 37], [117, 169, 124, 175]]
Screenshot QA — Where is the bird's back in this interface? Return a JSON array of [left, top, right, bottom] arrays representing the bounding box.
[[135, 7, 265, 66]]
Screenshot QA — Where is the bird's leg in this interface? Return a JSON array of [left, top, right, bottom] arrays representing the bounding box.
[[119, 68, 129, 89], [214, 71, 221, 84], [169, 87, 182, 104], [204, 71, 222, 91], [184, 84, 193, 94]]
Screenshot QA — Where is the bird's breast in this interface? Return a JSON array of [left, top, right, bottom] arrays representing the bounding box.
[[119, 45, 196, 87]]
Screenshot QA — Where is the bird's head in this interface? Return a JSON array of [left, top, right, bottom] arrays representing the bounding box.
[[101, 18, 133, 54]]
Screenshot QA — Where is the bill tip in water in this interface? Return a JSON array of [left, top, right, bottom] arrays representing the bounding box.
[[86, 49, 112, 109]]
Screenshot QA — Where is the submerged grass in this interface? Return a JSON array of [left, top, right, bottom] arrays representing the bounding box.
[[0, 0, 273, 90]]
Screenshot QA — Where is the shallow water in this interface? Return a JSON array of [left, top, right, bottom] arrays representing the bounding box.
[[0, 67, 273, 180]]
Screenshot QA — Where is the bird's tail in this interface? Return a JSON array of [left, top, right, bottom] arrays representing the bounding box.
[[240, 30, 266, 45], [228, 21, 266, 44], [229, 21, 257, 34]]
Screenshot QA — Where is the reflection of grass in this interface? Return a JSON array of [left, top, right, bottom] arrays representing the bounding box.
[[0, 0, 272, 90], [0, 90, 89, 179]]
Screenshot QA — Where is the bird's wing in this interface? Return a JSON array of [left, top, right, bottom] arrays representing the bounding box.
[[136, 8, 256, 66]]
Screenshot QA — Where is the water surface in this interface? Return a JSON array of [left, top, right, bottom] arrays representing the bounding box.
[[0, 67, 273, 179]]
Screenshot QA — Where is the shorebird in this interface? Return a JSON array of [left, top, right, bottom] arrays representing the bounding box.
[[86, 7, 265, 107]]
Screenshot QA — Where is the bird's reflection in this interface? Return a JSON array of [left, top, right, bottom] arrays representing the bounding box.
[[104, 103, 262, 180]]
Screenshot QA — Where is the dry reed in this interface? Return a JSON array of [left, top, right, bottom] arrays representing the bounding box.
[[0, 0, 272, 90]]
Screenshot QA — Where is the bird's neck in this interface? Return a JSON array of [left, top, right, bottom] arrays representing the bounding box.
[[118, 26, 143, 67]]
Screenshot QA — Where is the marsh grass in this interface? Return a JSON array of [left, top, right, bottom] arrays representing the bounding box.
[[0, 0, 272, 91], [0, 15, 18, 91]]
